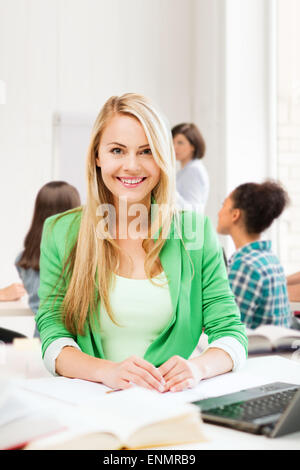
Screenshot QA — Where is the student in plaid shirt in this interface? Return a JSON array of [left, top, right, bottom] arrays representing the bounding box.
[[217, 180, 291, 330]]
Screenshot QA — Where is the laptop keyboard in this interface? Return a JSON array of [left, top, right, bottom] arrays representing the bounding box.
[[205, 388, 298, 422]]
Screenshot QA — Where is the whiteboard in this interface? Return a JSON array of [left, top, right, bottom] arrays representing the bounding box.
[[52, 112, 97, 204]]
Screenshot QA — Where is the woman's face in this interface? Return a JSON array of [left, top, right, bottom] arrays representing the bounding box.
[[96, 114, 161, 207], [173, 133, 194, 164]]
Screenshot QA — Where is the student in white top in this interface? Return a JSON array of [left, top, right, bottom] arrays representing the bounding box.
[[172, 123, 209, 213]]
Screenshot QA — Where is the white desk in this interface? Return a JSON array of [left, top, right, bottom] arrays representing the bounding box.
[[163, 421, 300, 450], [1, 348, 300, 450], [291, 301, 300, 312], [163, 355, 300, 450], [0, 297, 32, 316], [0, 297, 35, 338]]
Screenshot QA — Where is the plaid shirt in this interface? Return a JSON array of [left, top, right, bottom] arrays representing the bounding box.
[[227, 240, 291, 329]]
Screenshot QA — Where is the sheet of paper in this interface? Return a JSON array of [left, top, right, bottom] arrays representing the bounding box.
[[17, 376, 112, 404], [161, 355, 300, 404], [16, 355, 300, 407], [160, 371, 271, 404]]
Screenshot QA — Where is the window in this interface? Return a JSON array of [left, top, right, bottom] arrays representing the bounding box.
[[277, 0, 300, 276]]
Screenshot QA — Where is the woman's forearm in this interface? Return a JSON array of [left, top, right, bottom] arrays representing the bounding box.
[[288, 284, 300, 302], [287, 271, 300, 286], [190, 347, 234, 380], [55, 346, 112, 383], [55, 347, 165, 392]]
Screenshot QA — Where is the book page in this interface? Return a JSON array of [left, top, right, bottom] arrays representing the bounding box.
[[248, 325, 300, 344], [0, 389, 49, 428], [81, 387, 199, 444], [16, 378, 201, 440], [5, 382, 200, 449]]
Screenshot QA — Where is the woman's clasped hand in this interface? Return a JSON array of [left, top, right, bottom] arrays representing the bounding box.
[[99, 355, 203, 393]]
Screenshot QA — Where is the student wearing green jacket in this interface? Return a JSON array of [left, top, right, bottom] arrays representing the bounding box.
[[36, 93, 247, 393]]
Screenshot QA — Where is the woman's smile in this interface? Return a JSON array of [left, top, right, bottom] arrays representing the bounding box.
[[116, 176, 147, 188]]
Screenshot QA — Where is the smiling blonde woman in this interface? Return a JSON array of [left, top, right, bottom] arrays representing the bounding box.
[[36, 93, 247, 393]]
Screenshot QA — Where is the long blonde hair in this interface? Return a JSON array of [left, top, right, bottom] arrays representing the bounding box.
[[61, 93, 177, 335]]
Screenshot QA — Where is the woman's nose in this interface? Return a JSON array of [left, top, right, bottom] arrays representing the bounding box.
[[123, 153, 142, 172]]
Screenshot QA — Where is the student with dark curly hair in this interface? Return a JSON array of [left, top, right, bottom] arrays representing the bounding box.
[[217, 180, 291, 329]]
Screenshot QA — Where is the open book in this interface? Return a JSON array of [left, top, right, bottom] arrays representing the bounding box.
[[247, 325, 300, 354], [1, 383, 206, 450]]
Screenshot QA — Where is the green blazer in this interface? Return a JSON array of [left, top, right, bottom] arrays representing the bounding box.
[[36, 208, 248, 366]]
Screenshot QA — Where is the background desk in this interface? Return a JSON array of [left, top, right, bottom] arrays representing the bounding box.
[[291, 302, 300, 312], [0, 297, 35, 338]]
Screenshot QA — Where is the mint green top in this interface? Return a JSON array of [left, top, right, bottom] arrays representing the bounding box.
[[99, 272, 173, 362], [36, 209, 248, 366]]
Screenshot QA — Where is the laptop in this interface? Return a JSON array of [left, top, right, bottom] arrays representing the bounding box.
[[192, 382, 300, 437]]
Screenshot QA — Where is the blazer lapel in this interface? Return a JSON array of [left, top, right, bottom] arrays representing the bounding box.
[[159, 224, 182, 317], [151, 202, 182, 317]]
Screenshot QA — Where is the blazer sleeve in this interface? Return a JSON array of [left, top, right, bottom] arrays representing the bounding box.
[[36, 217, 77, 357], [201, 216, 248, 354]]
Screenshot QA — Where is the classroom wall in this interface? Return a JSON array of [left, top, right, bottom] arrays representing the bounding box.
[[277, 0, 300, 275], [0, 0, 194, 285], [193, 0, 276, 256], [0, 0, 277, 285]]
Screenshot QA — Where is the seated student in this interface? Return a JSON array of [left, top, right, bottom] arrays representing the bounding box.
[[15, 181, 81, 337], [172, 123, 209, 212], [287, 271, 300, 302], [0, 283, 26, 301], [36, 93, 247, 393], [217, 180, 291, 330]]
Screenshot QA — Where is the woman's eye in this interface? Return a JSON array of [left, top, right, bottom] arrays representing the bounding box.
[[140, 148, 152, 156], [111, 147, 123, 155]]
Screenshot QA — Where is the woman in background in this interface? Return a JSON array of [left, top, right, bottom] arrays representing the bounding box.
[[172, 123, 209, 212], [217, 180, 291, 330], [15, 181, 81, 336]]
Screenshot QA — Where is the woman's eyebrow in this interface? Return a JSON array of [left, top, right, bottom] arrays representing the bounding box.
[[106, 142, 150, 149], [138, 144, 150, 149], [106, 142, 126, 147]]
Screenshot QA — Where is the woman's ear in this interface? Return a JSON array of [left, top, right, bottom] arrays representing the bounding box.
[[232, 208, 242, 223]]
